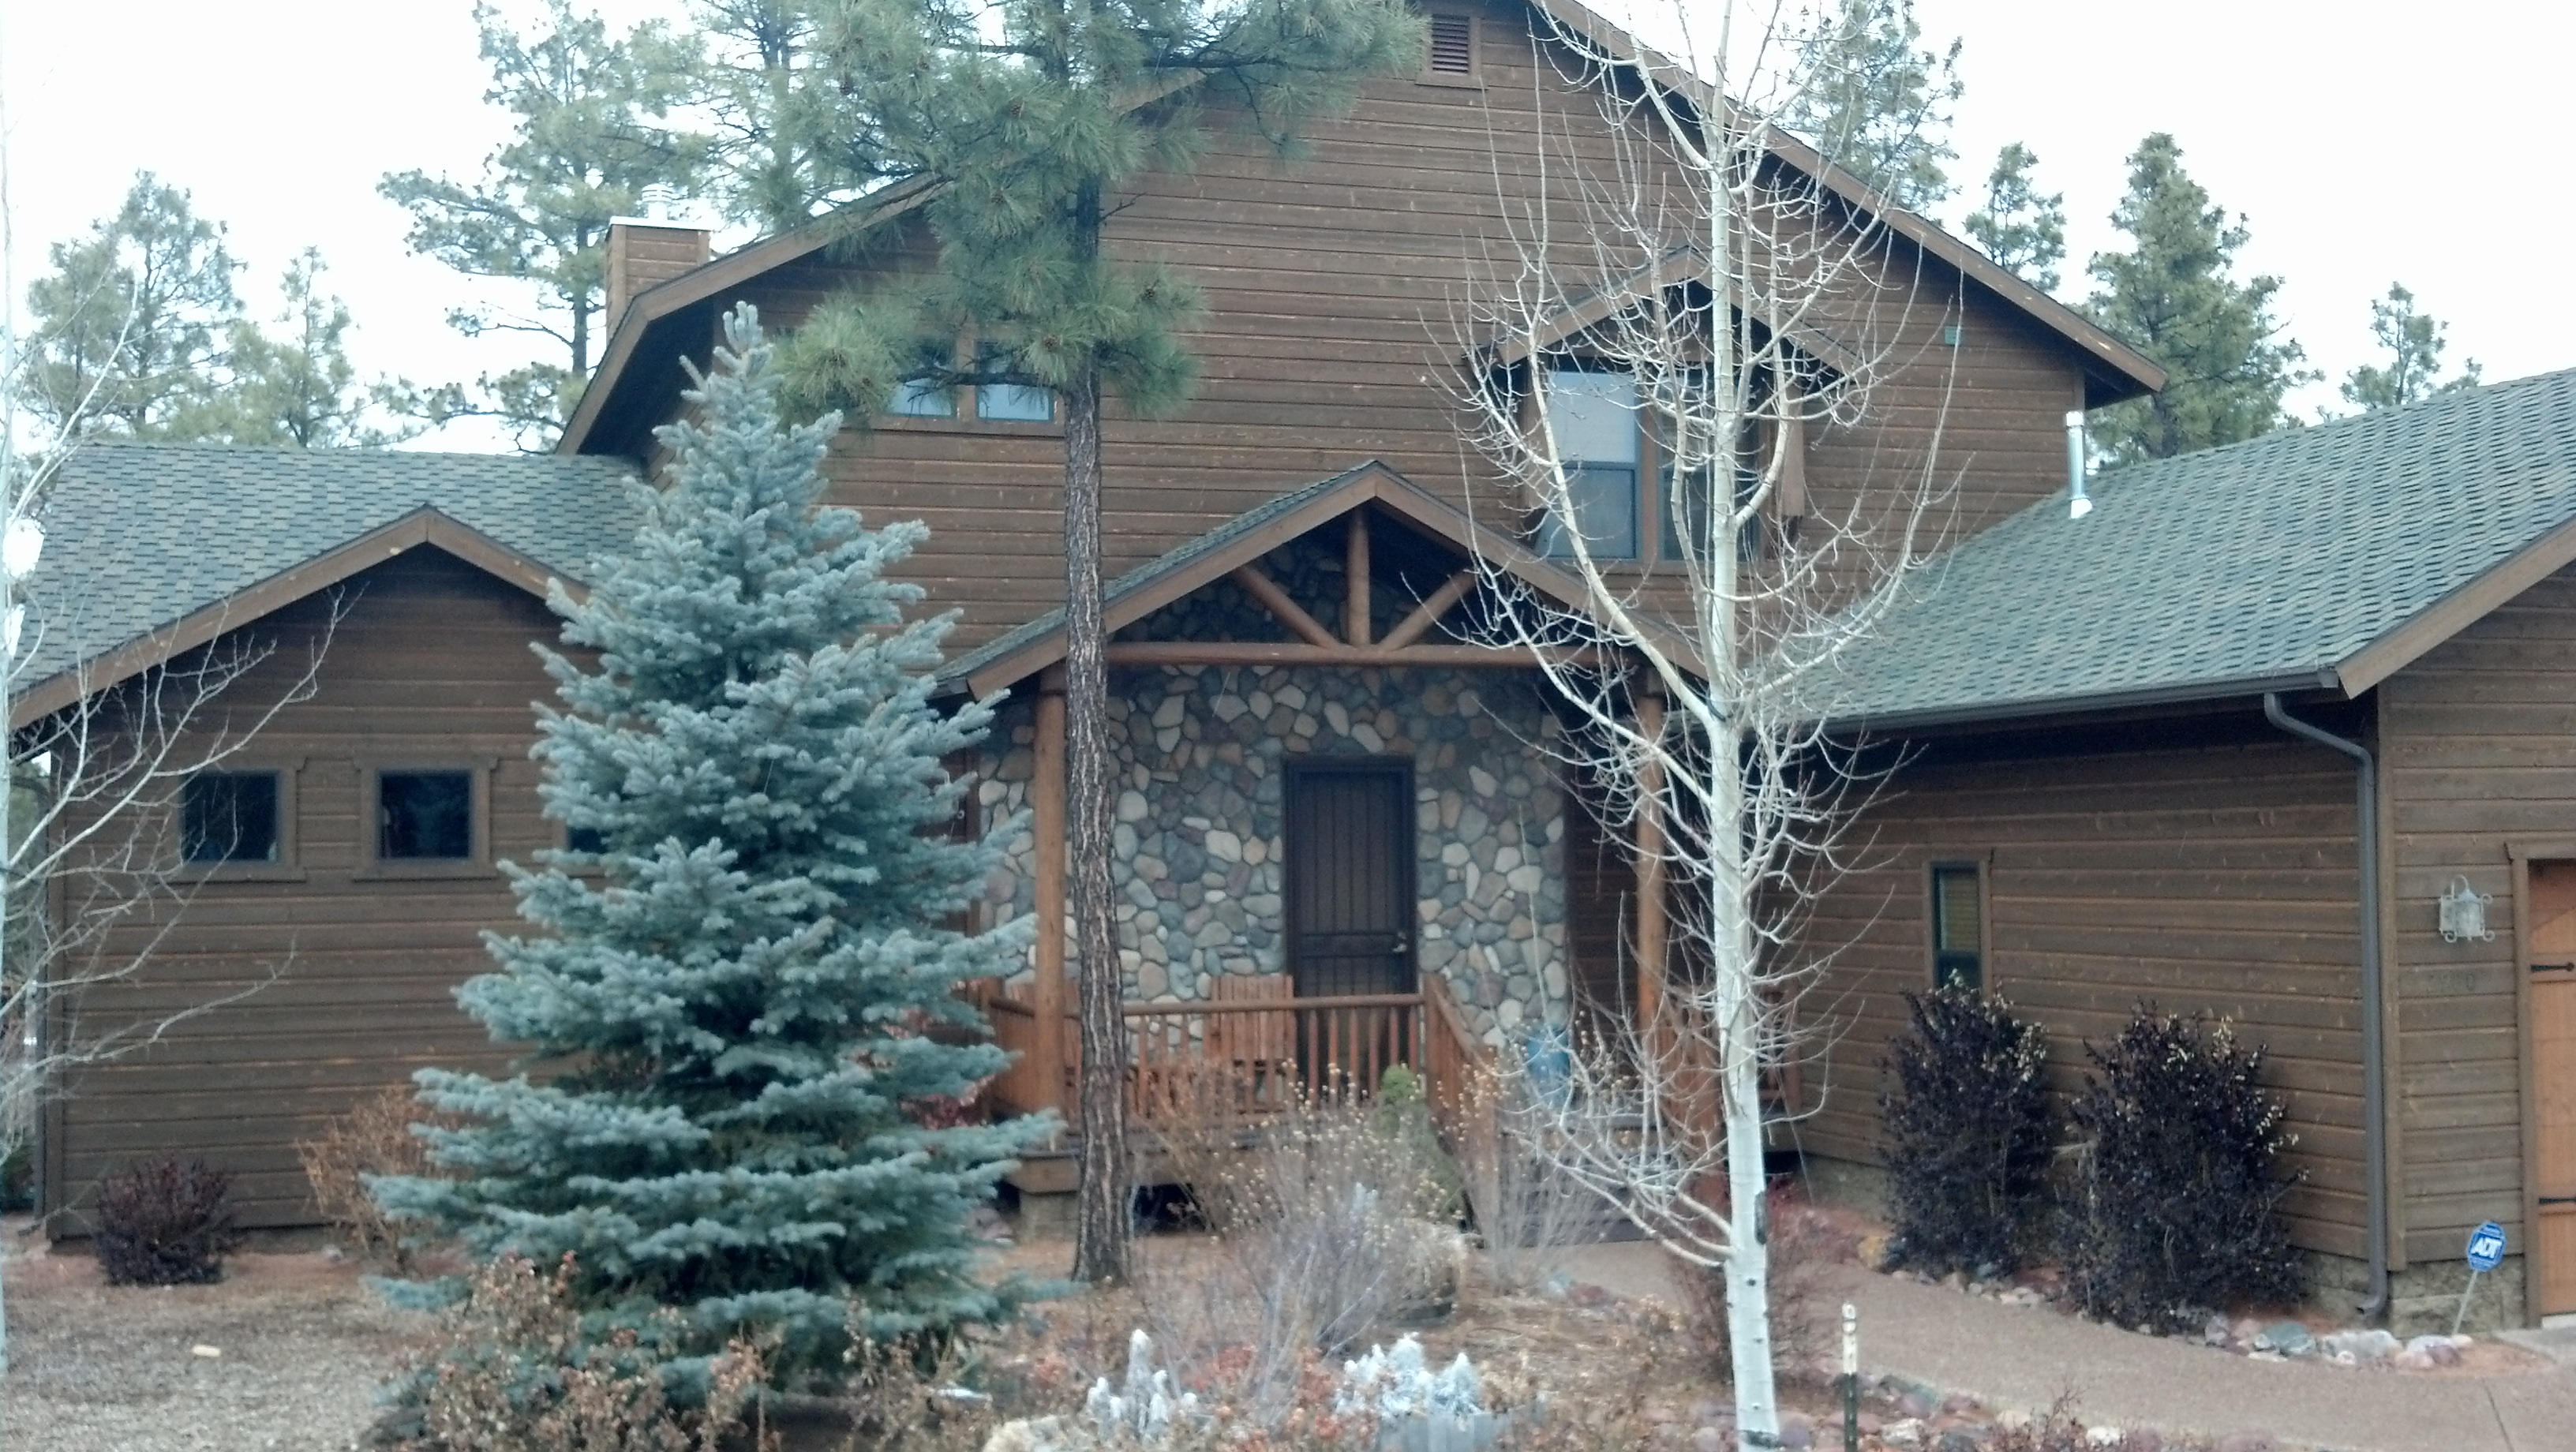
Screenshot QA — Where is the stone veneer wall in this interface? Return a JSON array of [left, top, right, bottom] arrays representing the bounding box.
[[973, 664, 1572, 1044]]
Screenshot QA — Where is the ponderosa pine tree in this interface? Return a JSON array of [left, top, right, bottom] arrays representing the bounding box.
[[2085, 133, 2314, 464], [2339, 283, 2481, 414], [375, 305, 1047, 1379], [1780, 0, 1963, 211], [1962, 142, 2065, 293], [380, 0, 702, 449], [772, 0, 1423, 1285]]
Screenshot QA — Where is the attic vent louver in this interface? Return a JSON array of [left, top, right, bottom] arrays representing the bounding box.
[[1428, 14, 1473, 73]]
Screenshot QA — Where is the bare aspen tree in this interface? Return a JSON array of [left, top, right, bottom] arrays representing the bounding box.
[[1449, 6, 1959, 1439], [0, 82, 328, 1370]]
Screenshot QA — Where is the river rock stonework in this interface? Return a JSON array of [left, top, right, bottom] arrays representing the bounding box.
[[975, 664, 1571, 1044]]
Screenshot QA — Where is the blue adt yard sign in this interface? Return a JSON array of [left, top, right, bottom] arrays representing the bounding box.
[[2455, 1221, 2508, 1334], [2468, 1221, 2507, 1273]]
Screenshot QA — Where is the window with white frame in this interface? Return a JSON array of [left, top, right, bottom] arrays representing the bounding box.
[[1537, 366, 1641, 560]]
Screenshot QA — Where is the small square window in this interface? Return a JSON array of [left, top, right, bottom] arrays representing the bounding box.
[[1931, 863, 1983, 990], [975, 343, 1054, 422], [182, 772, 279, 863], [380, 771, 474, 860]]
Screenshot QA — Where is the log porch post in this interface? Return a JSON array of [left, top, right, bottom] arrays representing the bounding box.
[[1634, 687, 1668, 1032], [1346, 509, 1372, 646], [1033, 668, 1069, 1118]]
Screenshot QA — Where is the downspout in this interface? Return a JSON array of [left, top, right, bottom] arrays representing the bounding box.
[[2264, 693, 2391, 1322]]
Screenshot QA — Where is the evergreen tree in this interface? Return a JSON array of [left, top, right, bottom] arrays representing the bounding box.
[[380, 0, 703, 449], [2339, 283, 2481, 414], [22, 173, 242, 441], [1780, 0, 1963, 211], [772, 0, 1422, 1284], [1962, 142, 2065, 292], [375, 306, 1047, 1379], [656, 0, 846, 233], [175, 250, 421, 448], [2084, 133, 2314, 464]]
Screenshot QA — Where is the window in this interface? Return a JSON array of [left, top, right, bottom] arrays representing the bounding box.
[[1537, 367, 1641, 560], [182, 772, 279, 863], [888, 339, 957, 417], [380, 771, 475, 860], [1425, 13, 1475, 75], [1930, 863, 1983, 990], [888, 376, 957, 417], [974, 342, 1054, 421]]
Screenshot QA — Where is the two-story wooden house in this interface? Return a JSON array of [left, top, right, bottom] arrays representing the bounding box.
[[60, 0, 2572, 1338]]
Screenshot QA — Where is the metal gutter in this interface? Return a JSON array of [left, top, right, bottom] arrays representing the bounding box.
[[2263, 692, 2391, 1323], [1829, 668, 2340, 735]]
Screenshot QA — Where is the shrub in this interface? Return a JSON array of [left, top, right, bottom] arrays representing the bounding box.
[[1141, 1090, 1462, 1424], [94, 1154, 242, 1285], [1670, 1180, 1853, 1384], [298, 1083, 455, 1269], [387, 1252, 776, 1452], [1878, 983, 2054, 1276], [2061, 1007, 2305, 1330], [1453, 1066, 1601, 1295]]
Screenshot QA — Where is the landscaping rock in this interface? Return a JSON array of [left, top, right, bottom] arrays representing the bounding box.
[[2203, 1314, 2231, 1346], [2251, 1322, 2313, 1357], [1934, 1430, 1981, 1452], [2402, 1334, 2462, 1368], [2320, 1328, 2400, 1364], [1879, 1420, 1925, 1449], [1774, 1412, 1815, 1450]]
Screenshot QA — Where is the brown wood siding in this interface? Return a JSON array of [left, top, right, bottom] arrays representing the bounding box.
[[1799, 710, 2370, 1259], [678, 0, 2087, 655], [43, 548, 560, 1232], [2382, 561, 2576, 1264]]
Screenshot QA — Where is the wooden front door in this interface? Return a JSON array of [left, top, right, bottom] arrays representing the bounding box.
[[2528, 862, 2576, 1317], [1286, 761, 1416, 997]]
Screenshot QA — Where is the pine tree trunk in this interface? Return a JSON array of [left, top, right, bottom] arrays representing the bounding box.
[[1063, 356, 1132, 1285]]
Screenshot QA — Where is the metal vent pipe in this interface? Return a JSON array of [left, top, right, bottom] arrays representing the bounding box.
[[2065, 410, 2093, 518]]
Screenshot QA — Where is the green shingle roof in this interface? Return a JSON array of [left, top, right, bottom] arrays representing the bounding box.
[[1831, 366, 2576, 726], [23, 443, 641, 691]]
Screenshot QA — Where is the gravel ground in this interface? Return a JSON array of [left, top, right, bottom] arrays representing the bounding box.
[[0, 1229, 427, 1452]]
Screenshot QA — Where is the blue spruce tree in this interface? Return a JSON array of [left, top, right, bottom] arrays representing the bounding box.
[[376, 305, 1047, 1379]]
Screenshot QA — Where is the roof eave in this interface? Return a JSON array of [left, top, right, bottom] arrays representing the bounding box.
[[13, 508, 587, 730]]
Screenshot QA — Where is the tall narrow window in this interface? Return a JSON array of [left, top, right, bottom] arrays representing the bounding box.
[[182, 772, 279, 863], [974, 342, 1054, 421], [1426, 13, 1474, 74], [380, 771, 474, 860], [1538, 367, 1640, 560], [1930, 863, 1983, 990]]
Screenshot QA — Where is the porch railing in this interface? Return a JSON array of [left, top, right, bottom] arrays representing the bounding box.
[[976, 982, 1436, 1124]]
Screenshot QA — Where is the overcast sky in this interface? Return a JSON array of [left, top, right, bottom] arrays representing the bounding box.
[[3, 1, 2563, 451]]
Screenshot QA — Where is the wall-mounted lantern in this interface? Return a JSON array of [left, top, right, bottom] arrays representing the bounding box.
[[2439, 875, 2494, 944]]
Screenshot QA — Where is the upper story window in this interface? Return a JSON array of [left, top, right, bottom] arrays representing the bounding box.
[[891, 345, 963, 419], [975, 342, 1054, 422], [182, 771, 280, 864], [1537, 366, 1641, 561], [1426, 13, 1476, 76]]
